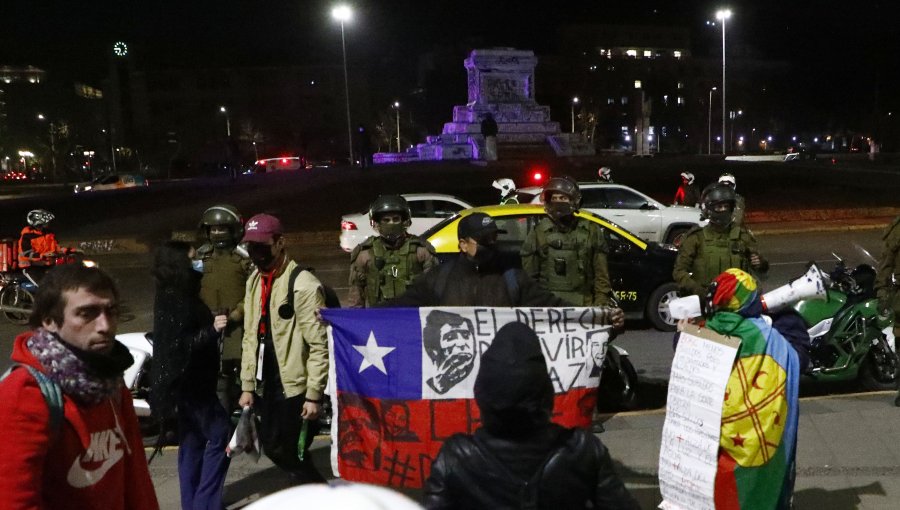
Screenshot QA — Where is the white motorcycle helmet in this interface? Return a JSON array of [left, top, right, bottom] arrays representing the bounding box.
[[597, 166, 612, 182], [243, 483, 424, 510], [718, 173, 736, 190], [680, 172, 695, 185], [492, 178, 516, 197], [27, 209, 55, 229]]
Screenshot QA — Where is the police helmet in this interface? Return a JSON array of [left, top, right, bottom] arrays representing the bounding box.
[[200, 204, 244, 247], [718, 173, 736, 190], [243, 483, 424, 510], [680, 172, 695, 185], [26, 209, 54, 229], [597, 167, 612, 182], [541, 177, 582, 209], [700, 183, 737, 228], [368, 194, 412, 228], [492, 178, 516, 197]]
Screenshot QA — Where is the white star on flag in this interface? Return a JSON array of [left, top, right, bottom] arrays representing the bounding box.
[[353, 331, 395, 375]]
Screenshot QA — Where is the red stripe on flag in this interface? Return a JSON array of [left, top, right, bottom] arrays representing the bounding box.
[[335, 388, 596, 488]]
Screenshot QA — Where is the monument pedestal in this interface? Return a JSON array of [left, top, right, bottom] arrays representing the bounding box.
[[373, 48, 593, 164]]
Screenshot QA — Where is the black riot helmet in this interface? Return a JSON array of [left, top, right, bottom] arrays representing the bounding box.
[[199, 204, 244, 248], [541, 177, 582, 224], [700, 184, 736, 229], [368, 194, 412, 245]]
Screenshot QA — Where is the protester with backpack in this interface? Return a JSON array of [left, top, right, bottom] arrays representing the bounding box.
[[0, 264, 159, 510]]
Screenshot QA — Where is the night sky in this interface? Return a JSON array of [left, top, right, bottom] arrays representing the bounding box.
[[1, 1, 898, 107]]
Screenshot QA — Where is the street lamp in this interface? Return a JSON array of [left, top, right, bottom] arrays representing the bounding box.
[[715, 8, 732, 155], [707, 87, 717, 155], [392, 101, 401, 152], [37, 114, 57, 181], [571, 96, 579, 133], [219, 106, 231, 137], [332, 4, 354, 166]]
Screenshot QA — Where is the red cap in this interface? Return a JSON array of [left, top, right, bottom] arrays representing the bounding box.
[[242, 214, 283, 243]]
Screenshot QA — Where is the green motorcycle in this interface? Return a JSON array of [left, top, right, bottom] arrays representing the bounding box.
[[793, 256, 898, 390]]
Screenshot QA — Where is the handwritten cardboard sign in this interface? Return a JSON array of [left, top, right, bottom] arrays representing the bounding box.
[[658, 323, 740, 510]]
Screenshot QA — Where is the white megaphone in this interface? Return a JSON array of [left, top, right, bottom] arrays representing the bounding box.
[[760, 264, 827, 312], [666, 264, 827, 320]]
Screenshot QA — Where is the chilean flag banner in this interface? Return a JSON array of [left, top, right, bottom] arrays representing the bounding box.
[[322, 307, 611, 489]]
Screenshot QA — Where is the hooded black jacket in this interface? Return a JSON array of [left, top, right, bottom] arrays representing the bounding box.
[[424, 322, 638, 510], [383, 253, 571, 307]]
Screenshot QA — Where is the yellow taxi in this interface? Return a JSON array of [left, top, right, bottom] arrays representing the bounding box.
[[422, 203, 680, 331]]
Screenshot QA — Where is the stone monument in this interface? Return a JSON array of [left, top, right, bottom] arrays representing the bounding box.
[[374, 48, 593, 164]]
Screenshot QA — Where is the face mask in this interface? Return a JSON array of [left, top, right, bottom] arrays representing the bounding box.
[[209, 230, 234, 249], [707, 206, 734, 229], [191, 259, 204, 273], [473, 243, 496, 266], [379, 223, 406, 244], [546, 202, 575, 223]]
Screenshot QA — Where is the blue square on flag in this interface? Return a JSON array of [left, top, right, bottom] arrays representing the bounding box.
[[324, 308, 423, 400]]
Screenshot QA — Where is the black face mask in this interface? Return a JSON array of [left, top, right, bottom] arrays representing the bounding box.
[[707, 206, 734, 229], [473, 243, 496, 267], [546, 202, 576, 223]]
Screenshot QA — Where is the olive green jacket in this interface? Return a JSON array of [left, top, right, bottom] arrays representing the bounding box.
[[876, 216, 900, 316], [199, 248, 251, 360], [240, 258, 329, 401], [673, 224, 768, 297], [520, 217, 612, 306], [347, 235, 437, 308]]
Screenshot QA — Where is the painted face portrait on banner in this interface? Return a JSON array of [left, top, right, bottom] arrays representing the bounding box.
[[422, 310, 477, 395], [587, 329, 608, 378], [338, 394, 382, 470]]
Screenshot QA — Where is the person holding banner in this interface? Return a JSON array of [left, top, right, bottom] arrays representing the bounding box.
[[521, 176, 614, 306], [384, 212, 623, 328], [424, 322, 638, 509], [237, 214, 329, 484], [697, 268, 800, 510], [673, 184, 768, 298]]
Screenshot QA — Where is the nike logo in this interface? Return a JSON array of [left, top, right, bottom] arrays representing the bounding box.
[[66, 428, 125, 488]]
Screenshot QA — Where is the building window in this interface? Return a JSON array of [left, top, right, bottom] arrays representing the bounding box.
[[677, 96, 685, 105], [634, 80, 642, 89], [626, 49, 637, 58], [607, 98, 615, 105], [621, 96, 629, 105], [673, 50, 682, 59], [677, 81, 684, 89], [643, 50, 652, 58]]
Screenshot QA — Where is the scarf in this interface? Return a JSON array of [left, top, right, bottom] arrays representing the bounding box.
[[26, 328, 132, 406]]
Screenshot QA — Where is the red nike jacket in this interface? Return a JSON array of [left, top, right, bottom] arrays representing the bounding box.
[[0, 333, 159, 510]]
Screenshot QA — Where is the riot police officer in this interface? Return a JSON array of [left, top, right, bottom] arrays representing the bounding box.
[[492, 178, 519, 205], [348, 195, 437, 307], [196, 204, 252, 414], [673, 184, 768, 297], [521, 177, 613, 306]]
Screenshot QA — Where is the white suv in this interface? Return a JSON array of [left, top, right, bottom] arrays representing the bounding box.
[[339, 193, 473, 252], [524, 183, 704, 245]]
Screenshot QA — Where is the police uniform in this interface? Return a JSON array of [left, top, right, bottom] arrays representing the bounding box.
[[876, 216, 900, 333], [348, 235, 437, 308], [673, 224, 768, 297], [520, 217, 613, 306], [198, 245, 252, 412]]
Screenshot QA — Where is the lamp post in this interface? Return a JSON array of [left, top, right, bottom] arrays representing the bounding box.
[[715, 8, 732, 155], [392, 101, 401, 152], [571, 96, 579, 133], [707, 87, 717, 155], [37, 114, 57, 181], [219, 106, 231, 137], [332, 4, 354, 166]]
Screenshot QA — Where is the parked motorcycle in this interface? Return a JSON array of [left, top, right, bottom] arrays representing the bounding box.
[[793, 254, 898, 390]]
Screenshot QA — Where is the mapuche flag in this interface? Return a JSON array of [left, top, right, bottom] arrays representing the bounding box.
[[706, 269, 800, 510], [322, 307, 611, 489]]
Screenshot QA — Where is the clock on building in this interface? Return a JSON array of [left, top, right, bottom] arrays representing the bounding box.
[[113, 42, 128, 57]]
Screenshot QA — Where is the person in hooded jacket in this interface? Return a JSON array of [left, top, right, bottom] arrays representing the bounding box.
[[381, 213, 623, 328], [150, 240, 229, 510], [424, 322, 638, 509]]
